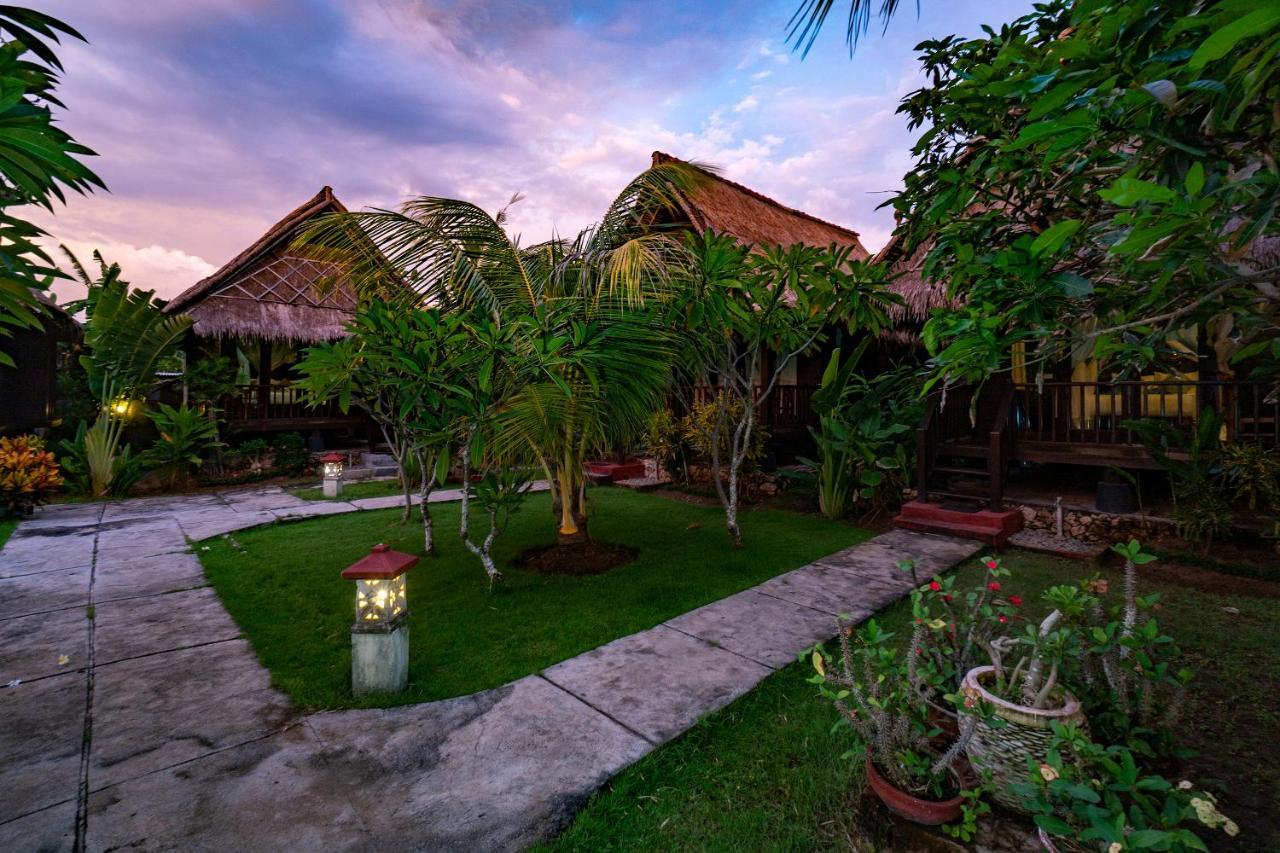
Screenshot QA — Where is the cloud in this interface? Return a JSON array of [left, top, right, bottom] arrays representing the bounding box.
[[30, 0, 1038, 294]]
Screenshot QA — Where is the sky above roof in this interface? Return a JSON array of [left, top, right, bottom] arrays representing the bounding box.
[[35, 0, 1033, 301]]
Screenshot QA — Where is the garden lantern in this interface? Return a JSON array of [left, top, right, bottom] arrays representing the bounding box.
[[341, 543, 416, 696], [321, 451, 345, 498]]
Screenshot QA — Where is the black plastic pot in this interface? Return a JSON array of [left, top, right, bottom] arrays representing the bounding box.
[[1095, 481, 1135, 514]]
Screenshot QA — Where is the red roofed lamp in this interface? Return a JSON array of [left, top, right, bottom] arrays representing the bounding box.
[[341, 543, 417, 696], [320, 451, 345, 498]]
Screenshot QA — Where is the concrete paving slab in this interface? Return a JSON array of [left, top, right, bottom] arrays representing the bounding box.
[[0, 566, 90, 620], [350, 494, 411, 511], [666, 588, 851, 669], [224, 491, 308, 513], [0, 527, 97, 575], [87, 725, 369, 853], [0, 673, 86, 823], [309, 675, 653, 851], [0, 606, 88, 683], [272, 501, 358, 520], [753, 560, 907, 617], [93, 551, 208, 603], [178, 511, 277, 541], [543, 625, 771, 744], [90, 639, 292, 788], [94, 587, 242, 666], [0, 798, 75, 853]]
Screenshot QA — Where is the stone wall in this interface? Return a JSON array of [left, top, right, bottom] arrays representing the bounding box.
[[1016, 502, 1172, 543]]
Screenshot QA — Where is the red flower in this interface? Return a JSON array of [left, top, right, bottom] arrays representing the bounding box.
[[915, 647, 924, 655], [985, 559, 998, 569], [988, 581, 1001, 592], [943, 594, 953, 603], [929, 581, 942, 592], [998, 615, 1009, 624], [1009, 595, 1023, 607]]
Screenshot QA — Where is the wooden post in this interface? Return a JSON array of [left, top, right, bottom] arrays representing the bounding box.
[[257, 339, 272, 419]]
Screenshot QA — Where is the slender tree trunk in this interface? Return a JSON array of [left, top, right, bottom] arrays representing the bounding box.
[[416, 446, 438, 556], [458, 425, 500, 585]]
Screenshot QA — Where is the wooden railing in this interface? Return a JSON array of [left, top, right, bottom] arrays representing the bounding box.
[[687, 384, 817, 431], [1011, 380, 1279, 447], [221, 384, 348, 425]]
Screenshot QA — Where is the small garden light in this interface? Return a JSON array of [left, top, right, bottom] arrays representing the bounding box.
[[341, 543, 416, 696], [320, 451, 345, 498]]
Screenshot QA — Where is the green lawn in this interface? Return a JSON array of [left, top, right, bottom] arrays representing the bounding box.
[[0, 517, 15, 550], [200, 489, 870, 709], [544, 551, 1280, 852], [293, 478, 406, 501]]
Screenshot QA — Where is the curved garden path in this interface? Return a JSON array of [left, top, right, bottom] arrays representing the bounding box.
[[0, 485, 979, 852]]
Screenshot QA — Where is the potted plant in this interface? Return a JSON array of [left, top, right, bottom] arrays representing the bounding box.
[[958, 578, 1093, 810], [811, 618, 976, 825]]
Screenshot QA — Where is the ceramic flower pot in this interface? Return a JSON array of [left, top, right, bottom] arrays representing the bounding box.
[[961, 666, 1087, 810], [864, 755, 966, 825]]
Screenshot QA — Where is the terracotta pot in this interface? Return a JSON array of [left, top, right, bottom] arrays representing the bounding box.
[[864, 756, 965, 825], [961, 666, 1087, 811]]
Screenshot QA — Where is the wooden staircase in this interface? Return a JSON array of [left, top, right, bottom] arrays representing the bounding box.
[[893, 380, 1023, 546]]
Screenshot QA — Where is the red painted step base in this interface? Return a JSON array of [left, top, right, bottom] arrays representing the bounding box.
[[892, 500, 1023, 547], [584, 460, 647, 483]]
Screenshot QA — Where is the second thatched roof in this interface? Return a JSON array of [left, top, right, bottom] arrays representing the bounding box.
[[650, 151, 871, 258], [165, 187, 357, 343]]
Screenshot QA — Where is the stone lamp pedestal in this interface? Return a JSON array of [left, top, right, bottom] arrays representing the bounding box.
[[341, 543, 417, 697]]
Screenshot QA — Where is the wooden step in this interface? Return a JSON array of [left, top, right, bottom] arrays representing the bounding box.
[[933, 465, 991, 477], [939, 442, 989, 458], [892, 500, 1024, 547]]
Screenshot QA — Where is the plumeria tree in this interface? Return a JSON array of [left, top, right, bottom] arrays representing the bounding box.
[[676, 231, 898, 546], [889, 0, 1279, 389]]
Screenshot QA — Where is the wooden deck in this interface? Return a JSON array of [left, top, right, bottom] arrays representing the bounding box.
[[917, 379, 1277, 510], [221, 384, 365, 433]]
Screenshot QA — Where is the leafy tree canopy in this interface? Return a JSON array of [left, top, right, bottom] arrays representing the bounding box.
[[891, 0, 1279, 388]]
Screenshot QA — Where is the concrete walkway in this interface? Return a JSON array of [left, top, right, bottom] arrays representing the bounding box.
[[0, 486, 980, 852]]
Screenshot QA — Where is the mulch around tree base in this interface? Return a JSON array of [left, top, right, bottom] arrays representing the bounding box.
[[515, 540, 639, 576]]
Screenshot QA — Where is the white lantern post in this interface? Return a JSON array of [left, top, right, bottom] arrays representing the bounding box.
[[321, 451, 345, 498], [341, 543, 416, 696]]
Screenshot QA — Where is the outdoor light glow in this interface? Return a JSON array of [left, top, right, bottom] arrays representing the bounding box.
[[107, 398, 133, 419], [354, 576, 407, 625], [321, 453, 344, 480]]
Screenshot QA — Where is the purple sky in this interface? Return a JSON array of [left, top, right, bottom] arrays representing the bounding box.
[[34, 0, 1033, 301]]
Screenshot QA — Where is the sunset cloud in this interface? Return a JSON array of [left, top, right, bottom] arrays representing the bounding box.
[[33, 0, 1033, 299]]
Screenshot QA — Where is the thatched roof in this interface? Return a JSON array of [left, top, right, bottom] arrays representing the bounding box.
[[650, 151, 870, 258], [871, 229, 957, 326], [165, 187, 357, 343]]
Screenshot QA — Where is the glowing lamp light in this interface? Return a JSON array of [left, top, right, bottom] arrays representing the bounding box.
[[341, 543, 416, 696], [320, 451, 345, 498], [320, 452, 345, 480], [107, 398, 135, 420]]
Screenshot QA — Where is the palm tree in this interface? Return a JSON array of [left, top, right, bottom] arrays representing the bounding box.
[[300, 161, 709, 544], [788, 0, 911, 55]]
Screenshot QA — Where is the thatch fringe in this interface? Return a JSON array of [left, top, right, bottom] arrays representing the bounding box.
[[186, 298, 350, 343]]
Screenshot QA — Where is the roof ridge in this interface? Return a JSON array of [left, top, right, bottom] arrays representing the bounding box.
[[166, 186, 348, 314], [650, 150, 862, 242]]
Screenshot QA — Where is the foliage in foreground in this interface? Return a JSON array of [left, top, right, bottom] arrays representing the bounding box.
[[547, 552, 1280, 852], [0, 6, 104, 368], [893, 0, 1279, 387]]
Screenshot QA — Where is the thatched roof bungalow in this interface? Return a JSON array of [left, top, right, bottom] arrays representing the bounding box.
[[166, 187, 365, 434], [165, 186, 357, 344]]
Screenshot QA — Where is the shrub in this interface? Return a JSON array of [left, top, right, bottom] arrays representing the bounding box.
[[644, 409, 690, 483], [270, 432, 308, 476], [0, 435, 64, 515], [143, 403, 221, 490], [1014, 723, 1238, 851]]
